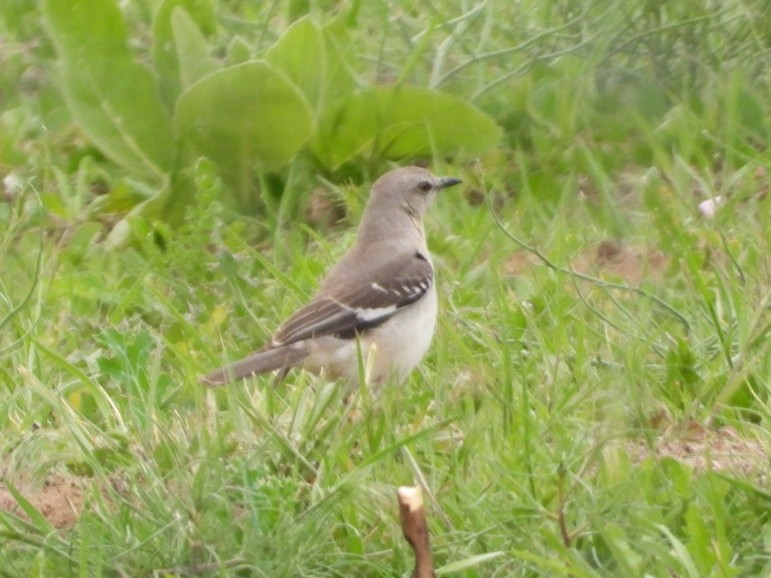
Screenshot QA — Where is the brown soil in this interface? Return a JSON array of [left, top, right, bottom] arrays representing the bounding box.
[[503, 249, 540, 276], [572, 239, 669, 284], [628, 422, 769, 479], [0, 473, 85, 529], [503, 240, 669, 284]]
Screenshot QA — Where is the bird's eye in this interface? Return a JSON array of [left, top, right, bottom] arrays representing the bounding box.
[[417, 180, 433, 194]]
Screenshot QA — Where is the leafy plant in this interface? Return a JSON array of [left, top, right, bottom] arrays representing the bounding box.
[[43, 0, 175, 183], [42, 0, 502, 217]]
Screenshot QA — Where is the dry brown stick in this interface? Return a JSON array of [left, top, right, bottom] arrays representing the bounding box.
[[397, 486, 435, 578]]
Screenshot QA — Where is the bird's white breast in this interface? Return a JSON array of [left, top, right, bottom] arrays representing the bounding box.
[[365, 284, 437, 384]]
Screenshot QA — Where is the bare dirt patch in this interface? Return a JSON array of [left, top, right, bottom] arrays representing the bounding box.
[[629, 422, 769, 479], [503, 249, 540, 276], [0, 473, 85, 529], [573, 240, 669, 285], [503, 240, 670, 284]]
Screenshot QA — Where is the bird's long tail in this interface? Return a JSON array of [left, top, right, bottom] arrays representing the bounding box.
[[201, 343, 309, 386]]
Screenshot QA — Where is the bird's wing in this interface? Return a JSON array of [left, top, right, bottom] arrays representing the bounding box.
[[272, 251, 434, 345]]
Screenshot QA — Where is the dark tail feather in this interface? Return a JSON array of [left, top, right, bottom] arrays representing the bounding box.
[[201, 343, 309, 386]]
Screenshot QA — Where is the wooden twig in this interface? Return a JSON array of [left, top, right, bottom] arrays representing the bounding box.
[[397, 486, 435, 578]]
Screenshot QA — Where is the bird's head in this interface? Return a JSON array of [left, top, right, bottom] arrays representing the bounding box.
[[369, 166, 462, 219]]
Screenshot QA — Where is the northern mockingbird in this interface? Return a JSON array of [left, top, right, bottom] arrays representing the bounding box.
[[202, 166, 461, 387]]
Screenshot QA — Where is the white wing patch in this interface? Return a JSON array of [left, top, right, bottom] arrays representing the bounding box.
[[327, 295, 397, 323], [353, 304, 398, 322]]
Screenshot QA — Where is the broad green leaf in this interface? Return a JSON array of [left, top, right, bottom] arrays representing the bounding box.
[[311, 92, 376, 167], [319, 17, 358, 103], [226, 36, 253, 66], [175, 61, 313, 201], [264, 17, 325, 112], [264, 16, 355, 116], [313, 85, 502, 168], [152, 0, 216, 108], [43, 0, 173, 182], [171, 7, 218, 88]]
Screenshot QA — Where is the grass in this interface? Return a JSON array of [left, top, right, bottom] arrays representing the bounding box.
[[1, 0, 770, 576]]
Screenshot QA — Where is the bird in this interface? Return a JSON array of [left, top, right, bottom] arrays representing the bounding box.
[[202, 166, 462, 387]]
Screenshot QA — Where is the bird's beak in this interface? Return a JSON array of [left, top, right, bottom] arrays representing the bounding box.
[[436, 177, 462, 190]]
